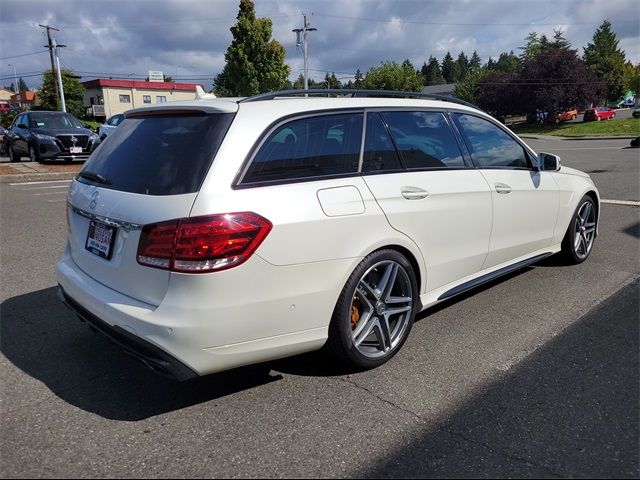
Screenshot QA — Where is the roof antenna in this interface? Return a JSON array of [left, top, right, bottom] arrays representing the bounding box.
[[195, 85, 216, 100]]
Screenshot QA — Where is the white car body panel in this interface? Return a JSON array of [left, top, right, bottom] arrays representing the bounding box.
[[479, 169, 560, 269], [362, 170, 493, 292]]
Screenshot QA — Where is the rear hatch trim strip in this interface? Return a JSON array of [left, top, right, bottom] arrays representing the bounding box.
[[70, 204, 143, 231]]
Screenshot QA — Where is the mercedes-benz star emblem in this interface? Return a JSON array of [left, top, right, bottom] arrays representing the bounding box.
[[90, 191, 99, 210]]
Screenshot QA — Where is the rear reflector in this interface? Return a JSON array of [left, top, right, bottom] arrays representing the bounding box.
[[137, 212, 272, 273]]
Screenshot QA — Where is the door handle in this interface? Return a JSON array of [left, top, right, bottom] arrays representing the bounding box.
[[401, 187, 429, 200], [495, 183, 512, 194]]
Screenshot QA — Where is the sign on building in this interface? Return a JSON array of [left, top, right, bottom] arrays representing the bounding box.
[[148, 70, 164, 82]]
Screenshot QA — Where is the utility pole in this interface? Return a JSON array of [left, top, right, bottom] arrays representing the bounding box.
[[54, 39, 66, 112], [292, 13, 317, 90], [39, 24, 60, 109]]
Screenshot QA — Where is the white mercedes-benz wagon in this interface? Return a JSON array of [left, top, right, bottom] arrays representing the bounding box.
[[56, 90, 600, 380]]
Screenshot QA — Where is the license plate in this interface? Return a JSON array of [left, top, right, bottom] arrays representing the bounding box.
[[70, 146, 82, 154], [85, 220, 116, 260]]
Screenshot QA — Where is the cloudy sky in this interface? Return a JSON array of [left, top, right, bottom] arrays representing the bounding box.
[[1, 0, 638, 90]]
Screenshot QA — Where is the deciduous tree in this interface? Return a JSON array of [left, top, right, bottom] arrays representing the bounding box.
[[362, 60, 423, 91]]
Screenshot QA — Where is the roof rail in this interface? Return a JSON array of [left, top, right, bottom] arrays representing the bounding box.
[[238, 89, 480, 110]]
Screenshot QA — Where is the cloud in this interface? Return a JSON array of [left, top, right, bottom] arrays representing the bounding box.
[[1, 0, 638, 91]]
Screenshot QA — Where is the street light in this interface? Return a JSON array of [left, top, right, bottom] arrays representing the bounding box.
[[7, 64, 18, 92]]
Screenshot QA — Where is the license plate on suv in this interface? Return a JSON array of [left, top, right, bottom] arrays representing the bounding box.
[[85, 220, 116, 259], [70, 146, 83, 154]]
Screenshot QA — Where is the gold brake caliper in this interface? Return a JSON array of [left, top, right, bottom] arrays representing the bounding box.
[[351, 296, 362, 330]]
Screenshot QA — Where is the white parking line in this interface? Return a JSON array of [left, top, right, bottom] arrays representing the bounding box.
[[46, 199, 68, 203], [20, 185, 69, 191], [10, 179, 71, 186], [601, 199, 640, 207], [34, 191, 68, 196]]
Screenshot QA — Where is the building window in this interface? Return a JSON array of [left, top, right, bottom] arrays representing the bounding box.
[[143, 95, 151, 103], [119, 94, 131, 103], [156, 96, 167, 103]]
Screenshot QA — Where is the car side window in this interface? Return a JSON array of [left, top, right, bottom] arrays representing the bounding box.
[[382, 111, 465, 169], [362, 113, 402, 172], [455, 113, 529, 169], [241, 113, 363, 185]]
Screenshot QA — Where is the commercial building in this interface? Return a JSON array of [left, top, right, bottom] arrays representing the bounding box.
[[9, 91, 38, 110], [82, 79, 201, 119]]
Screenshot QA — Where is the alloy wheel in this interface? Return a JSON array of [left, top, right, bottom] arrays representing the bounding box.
[[349, 260, 413, 359], [574, 201, 596, 260]]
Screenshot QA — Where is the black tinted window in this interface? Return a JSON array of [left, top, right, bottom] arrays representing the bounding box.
[[362, 113, 402, 172], [383, 111, 464, 169], [29, 113, 83, 129], [78, 113, 234, 195], [456, 114, 529, 168], [242, 113, 362, 184]]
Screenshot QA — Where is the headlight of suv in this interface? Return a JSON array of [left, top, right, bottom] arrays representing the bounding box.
[[89, 133, 100, 144]]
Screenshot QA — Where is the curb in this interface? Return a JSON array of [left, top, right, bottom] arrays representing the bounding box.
[[520, 134, 638, 141], [0, 172, 77, 184]]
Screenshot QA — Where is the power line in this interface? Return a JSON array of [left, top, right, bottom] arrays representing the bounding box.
[[313, 13, 636, 27], [0, 50, 49, 61]]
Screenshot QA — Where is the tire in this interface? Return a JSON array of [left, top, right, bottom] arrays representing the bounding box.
[[29, 145, 40, 163], [572, 114, 577, 121], [597, 116, 601, 121], [8, 144, 20, 162], [326, 249, 419, 369], [560, 195, 597, 264]]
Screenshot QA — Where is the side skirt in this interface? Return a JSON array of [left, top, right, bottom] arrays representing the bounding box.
[[437, 252, 553, 302]]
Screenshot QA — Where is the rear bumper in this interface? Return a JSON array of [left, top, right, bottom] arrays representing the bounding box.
[[59, 286, 198, 381], [55, 247, 341, 377]]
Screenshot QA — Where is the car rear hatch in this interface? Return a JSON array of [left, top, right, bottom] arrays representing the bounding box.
[[66, 103, 236, 306]]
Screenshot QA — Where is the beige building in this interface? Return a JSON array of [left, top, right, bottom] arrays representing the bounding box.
[[82, 79, 201, 119]]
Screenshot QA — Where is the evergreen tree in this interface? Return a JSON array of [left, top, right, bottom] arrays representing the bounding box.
[[213, 0, 290, 96], [422, 56, 444, 85], [441, 52, 456, 83], [584, 20, 627, 100], [486, 57, 496, 70], [469, 51, 482, 71], [495, 51, 521, 74], [455, 51, 470, 82], [38, 68, 85, 117], [293, 73, 305, 89], [520, 32, 544, 60], [18, 78, 29, 92], [550, 29, 572, 51], [354, 69, 364, 88]]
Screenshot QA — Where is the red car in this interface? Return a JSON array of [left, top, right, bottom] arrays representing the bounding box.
[[583, 107, 616, 121]]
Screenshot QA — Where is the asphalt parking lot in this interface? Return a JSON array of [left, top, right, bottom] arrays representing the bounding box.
[[1, 137, 638, 478]]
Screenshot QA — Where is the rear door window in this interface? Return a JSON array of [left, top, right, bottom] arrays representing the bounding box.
[[78, 113, 234, 195], [382, 111, 465, 169], [240, 113, 363, 185]]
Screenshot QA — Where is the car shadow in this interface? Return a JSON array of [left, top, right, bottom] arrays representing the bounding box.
[[1, 287, 281, 421], [622, 221, 640, 239]]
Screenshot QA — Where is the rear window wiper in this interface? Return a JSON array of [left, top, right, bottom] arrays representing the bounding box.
[[77, 171, 111, 185]]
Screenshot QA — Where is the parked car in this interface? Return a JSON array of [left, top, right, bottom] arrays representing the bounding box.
[[98, 113, 125, 140], [632, 107, 640, 119], [0, 126, 8, 155], [6, 111, 101, 162], [56, 90, 600, 380], [553, 109, 578, 123], [583, 107, 616, 121]]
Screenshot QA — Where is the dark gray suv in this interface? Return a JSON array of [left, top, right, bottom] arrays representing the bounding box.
[[7, 111, 100, 163]]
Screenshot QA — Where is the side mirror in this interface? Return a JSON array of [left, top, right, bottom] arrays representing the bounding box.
[[538, 152, 561, 171]]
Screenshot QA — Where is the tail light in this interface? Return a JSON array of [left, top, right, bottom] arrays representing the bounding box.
[[137, 212, 272, 273]]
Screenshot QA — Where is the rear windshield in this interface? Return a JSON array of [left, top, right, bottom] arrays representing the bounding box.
[[78, 113, 234, 195]]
